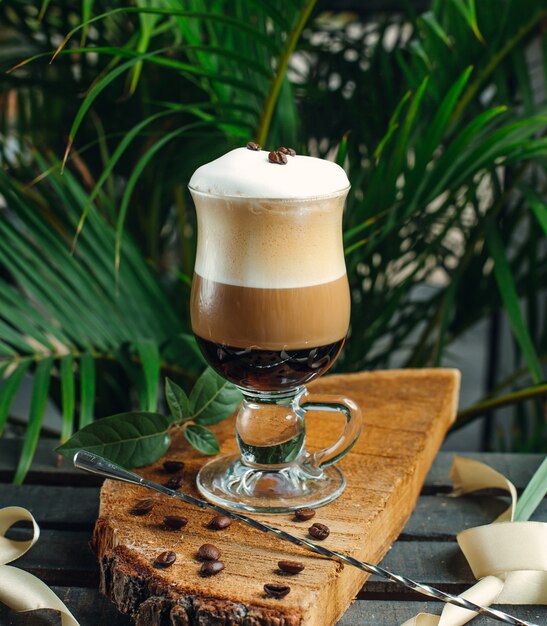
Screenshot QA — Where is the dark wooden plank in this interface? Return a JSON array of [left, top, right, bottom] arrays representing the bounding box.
[[0, 587, 131, 626], [402, 494, 547, 540], [0, 440, 543, 491], [338, 600, 547, 625], [0, 486, 99, 527], [3, 484, 543, 540], [424, 452, 545, 493], [1, 589, 545, 626], [0, 439, 101, 486], [8, 529, 98, 588]]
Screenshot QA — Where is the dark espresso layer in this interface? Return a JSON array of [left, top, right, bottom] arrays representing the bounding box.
[[190, 274, 350, 351], [195, 337, 345, 390]]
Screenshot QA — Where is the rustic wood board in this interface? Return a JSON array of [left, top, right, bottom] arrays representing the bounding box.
[[93, 369, 460, 626]]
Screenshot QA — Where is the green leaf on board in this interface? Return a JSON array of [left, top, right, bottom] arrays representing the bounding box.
[[165, 377, 190, 423], [514, 457, 547, 522], [14, 357, 53, 484], [56, 411, 171, 468], [135, 338, 160, 412], [190, 367, 242, 426], [183, 423, 220, 455]]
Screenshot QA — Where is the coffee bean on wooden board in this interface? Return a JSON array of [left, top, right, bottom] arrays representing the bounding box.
[[199, 561, 225, 576], [308, 522, 330, 540], [208, 515, 232, 530], [163, 515, 188, 530], [165, 475, 184, 489], [154, 551, 176, 568], [131, 498, 155, 515], [294, 507, 315, 521], [197, 544, 221, 561], [162, 460, 185, 474], [264, 583, 291, 598], [278, 560, 305, 574]]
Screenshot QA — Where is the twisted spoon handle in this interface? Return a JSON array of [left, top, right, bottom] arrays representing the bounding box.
[[73, 451, 537, 626]]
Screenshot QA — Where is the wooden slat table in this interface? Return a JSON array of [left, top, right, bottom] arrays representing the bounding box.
[[0, 440, 545, 626]]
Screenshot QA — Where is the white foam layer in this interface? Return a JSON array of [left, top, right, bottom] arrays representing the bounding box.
[[189, 147, 349, 198], [192, 194, 347, 288]]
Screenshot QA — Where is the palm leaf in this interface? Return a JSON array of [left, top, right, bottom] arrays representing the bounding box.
[[485, 219, 543, 385]]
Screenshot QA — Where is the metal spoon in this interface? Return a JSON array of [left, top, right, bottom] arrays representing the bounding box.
[[73, 450, 538, 626]]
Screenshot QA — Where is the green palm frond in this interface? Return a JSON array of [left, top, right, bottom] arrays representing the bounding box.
[[0, 159, 200, 481]]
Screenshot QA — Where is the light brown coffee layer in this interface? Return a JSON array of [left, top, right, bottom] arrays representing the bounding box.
[[191, 273, 350, 350]]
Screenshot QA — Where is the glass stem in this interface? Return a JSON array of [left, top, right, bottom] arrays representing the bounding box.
[[236, 387, 307, 468]]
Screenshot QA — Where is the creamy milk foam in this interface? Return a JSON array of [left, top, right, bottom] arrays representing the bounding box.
[[189, 148, 351, 350], [189, 147, 350, 199]]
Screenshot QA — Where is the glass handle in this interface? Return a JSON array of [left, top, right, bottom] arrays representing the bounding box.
[[299, 393, 362, 470]]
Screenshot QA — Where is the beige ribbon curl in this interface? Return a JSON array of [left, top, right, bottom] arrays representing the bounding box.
[[402, 456, 547, 626], [0, 506, 80, 626]]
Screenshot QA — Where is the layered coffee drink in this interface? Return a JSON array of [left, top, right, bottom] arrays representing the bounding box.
[[189, 147, 351, 391]]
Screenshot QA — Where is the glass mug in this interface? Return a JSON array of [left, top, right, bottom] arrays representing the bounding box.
[[189, 186, 362, 513]]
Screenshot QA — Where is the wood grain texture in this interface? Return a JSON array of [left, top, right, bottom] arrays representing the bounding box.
[[93, 369, 460, 626]]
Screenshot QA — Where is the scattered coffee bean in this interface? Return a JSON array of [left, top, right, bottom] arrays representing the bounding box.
[[264, 583, 291, 599], [246, 141, 261, 151], [163, 515, 188, 530], [294, 507, 316, 521], [162, 460, 185, 474], [199, 560, 225, 576], [131, 497, 155, 515], [309, 522, 330, 540], [278, 146, 296, 157], [165, 475, 184, 490], [154, 551, 176, 568], [208, 515, 232, 530], [278, 560, 305, 574], [197, 543, 221, 561], [268, 150, 288, 165]]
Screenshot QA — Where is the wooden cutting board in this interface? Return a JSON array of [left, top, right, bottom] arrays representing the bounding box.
[[93, 368, 460, 626]]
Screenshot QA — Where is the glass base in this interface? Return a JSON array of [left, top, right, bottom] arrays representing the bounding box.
[[196, 453, 346, 513]]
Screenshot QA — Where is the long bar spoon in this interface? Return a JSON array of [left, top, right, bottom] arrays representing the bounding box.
[[73, 450, 537, 626]]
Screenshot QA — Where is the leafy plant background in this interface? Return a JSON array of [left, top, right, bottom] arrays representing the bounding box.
[[0, 0, 545, 481]]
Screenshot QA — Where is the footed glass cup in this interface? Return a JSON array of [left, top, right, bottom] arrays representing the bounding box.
[[189, 187, 362, 513]]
